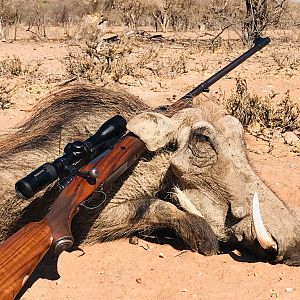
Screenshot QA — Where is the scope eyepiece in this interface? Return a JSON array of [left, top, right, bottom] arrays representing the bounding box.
[[15, 115, 127, 199]]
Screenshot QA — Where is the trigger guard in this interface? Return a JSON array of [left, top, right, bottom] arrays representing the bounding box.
[[80, 190, 106, 214]]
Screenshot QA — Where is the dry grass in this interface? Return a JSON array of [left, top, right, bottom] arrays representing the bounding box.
[[0, 56, 42, 77], [0, 56, 22, 76], [0, 95, 11, 109], [64, 37, 188, 84], [270, 46, 300, 76], [226, 77, 300, 133], [0, 82, 15, 110]]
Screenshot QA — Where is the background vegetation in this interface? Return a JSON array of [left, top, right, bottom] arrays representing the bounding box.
[[0, 0, 299, 150], [0, 0, 300, 44]]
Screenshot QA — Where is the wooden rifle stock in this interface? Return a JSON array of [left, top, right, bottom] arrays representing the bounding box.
[[0, 134, 146, 299], [0, 221, 52, 300]]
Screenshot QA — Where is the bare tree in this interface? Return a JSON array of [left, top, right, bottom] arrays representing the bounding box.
[[243, 0, 288, 44], [114, 0, 150, 30], [150, 0, 174, 32], [0, 0, 27, 41], [169, 0, 199, 31]]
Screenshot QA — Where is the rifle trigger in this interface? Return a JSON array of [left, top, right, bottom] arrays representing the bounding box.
[[79, 190, 106, 214]]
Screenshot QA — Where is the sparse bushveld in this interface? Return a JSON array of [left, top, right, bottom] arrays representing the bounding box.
[[0, 56, 41, 77], [0, 0, 298, 44], [65, 37, 188, 83], [226, 78, 300, 133], [270, 46, 300, 75]]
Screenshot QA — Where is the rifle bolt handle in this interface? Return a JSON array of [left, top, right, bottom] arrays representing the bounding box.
[[89, 168, 98, 178], [78, 168, 98, 179]]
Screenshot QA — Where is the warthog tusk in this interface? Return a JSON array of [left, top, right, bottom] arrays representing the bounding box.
[[252, 192, 278, 251]]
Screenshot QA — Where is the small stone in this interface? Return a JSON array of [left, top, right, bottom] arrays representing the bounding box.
[[136, 278, 142, 284], [285, 287, 294, 293], [282, 131, 299, 145], [181, 289, 187, 292], [129, 236, 139, 245], [248, 122, 261, 133], [159, 253, 164, 258]]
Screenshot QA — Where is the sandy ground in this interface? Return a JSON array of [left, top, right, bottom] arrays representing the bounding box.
[[0, 28, 299, 299]]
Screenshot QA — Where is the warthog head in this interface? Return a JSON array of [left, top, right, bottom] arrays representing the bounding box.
[[128, 101, 300, 266]]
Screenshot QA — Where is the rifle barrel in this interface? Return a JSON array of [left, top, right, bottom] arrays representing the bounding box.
[[180, 36, 270, 100]]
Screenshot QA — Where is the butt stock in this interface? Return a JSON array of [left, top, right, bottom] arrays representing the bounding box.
[[0, 221, 53, 299]]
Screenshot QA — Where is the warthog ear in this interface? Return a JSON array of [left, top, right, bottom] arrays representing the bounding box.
[[127, 112, 178, 151]]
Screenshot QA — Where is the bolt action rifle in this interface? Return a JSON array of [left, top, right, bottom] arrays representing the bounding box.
[[0, 36, 270, 299]]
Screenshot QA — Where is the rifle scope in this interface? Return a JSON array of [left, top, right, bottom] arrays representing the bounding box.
[[15, 115, 127, 199]]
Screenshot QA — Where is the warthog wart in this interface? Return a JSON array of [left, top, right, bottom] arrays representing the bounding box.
[[0, 83, 299, 265]]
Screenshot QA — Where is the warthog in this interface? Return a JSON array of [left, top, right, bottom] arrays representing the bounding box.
[[0, 83, 299, 265]]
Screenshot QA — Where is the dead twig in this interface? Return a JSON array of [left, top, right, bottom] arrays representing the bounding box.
[[59, 77, 77, 86], [174, 250, 189, 257]]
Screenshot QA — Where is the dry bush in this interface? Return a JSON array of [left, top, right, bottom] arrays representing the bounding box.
[[0, 96, 11, 109], [0, 56, 22, 76], [270, 47, 300, 74], [143, 52, 187, 78], [65, 39, 133, 82], [23, 60, 42, 76], [226, 77, 300, 133], [0, 82, 15, 110], [0, 56, 41, 77], [65, 38, 188, 84]]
